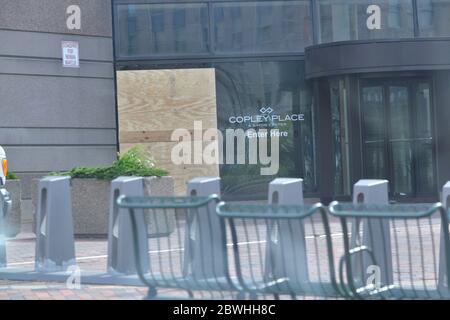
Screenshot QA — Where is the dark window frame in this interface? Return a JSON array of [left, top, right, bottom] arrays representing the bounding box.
[[113, 0, 313, 60]]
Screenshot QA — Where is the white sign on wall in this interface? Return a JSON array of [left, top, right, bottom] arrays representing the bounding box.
[[62, 41, 80, 68]]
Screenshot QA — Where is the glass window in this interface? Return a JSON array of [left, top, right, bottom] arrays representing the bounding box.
[[414, 82, 435, 195], [116, 3, 209, 57], [316, 0, 414, 43], [361, 84, 388, 180], [418, 0, 450, 37], [215, 61, 317, 200], [213, 1, 312, 54], [330, 78, 351, 196]]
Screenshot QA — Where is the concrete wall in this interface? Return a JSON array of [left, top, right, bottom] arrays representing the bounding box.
[[0, 0, 117, 220]]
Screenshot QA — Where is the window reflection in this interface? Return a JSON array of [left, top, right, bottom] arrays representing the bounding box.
[[114, 0, 450, 56], [116, 3, 209, 57], [387, 0, 401, 29], [361, 85, 387, 180], [213, 1, 312, 54], [418, 0, 450, 37], [215, 61, 317, 200]]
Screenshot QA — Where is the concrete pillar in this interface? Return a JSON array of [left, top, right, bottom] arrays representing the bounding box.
[[183, 177, 223, 280], [35, 177, 76, 272], [351, 180, 393, 288], [107, 177, 148, 275], [265, 178, 308, 283]]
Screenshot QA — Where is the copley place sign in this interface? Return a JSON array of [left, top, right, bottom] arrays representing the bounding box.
[[229, 107, 305, 125]]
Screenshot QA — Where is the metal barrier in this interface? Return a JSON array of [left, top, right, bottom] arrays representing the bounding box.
[[266, 179, 309, 288], [351, 180, 393, 288], [35, 177, 76, 272], [329, 202, 450, 299], [216, 202, 342, 300], [0, 189, 11, 267], [438, 182, 450, 292], [116, 195, 238, 300], [107, 177, 148, 275], [184, 178, 226, 282]]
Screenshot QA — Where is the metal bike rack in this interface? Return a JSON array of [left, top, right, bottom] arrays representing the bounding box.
[[0, 189, 12, 267]]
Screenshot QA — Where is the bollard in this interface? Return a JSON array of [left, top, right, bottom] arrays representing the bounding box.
[[35, 177, 76, 272], [265, 178, 308, 283], [351, 180, 393, 288], [438, 182, 450, 292], [0, 189, 11, 267], [183, 177, 223, 280], [107, 177, 148, 275]]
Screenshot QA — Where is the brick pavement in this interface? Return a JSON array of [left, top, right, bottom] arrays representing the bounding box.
[[0, 280, 148, 300], [0, 223, 146, 300]]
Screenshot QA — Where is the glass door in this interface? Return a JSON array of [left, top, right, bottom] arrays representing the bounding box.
[[389, 83, 414, 196], [361, 85, 388, 181], [414, 82, 436, 195], [360, 79, 436, 199]]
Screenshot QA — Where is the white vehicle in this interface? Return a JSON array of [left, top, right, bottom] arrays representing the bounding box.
[[0, 146, 6, 186]]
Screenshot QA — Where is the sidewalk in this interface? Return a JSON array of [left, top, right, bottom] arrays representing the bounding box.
[[1, 224, 229, 300], [0, 223, 150, 300], [0, 280, 148, 300]]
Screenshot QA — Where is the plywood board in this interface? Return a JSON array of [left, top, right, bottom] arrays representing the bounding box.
[[117, 69, 219, 195]]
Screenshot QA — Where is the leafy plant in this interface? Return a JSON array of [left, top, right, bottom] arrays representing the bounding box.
[[6, 171, 18, 180], [50, 146, 168, 180]]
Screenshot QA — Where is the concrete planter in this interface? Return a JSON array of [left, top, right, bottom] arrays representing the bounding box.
[[4, 180, 21, 238], [32, 177, 174, 237]]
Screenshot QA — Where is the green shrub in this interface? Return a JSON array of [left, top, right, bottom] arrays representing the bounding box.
[[6, 172, 18, 180], [50, 146, 169, 180]]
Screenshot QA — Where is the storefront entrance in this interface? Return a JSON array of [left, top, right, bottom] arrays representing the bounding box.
[[360, 78, 436, 199]]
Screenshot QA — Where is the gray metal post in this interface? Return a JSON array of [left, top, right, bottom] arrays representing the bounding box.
[[266, 178, 308, 283], [438, 182, 450, 292], [184, 177, 223, 280], [35, 177, 76, 272], [351, 179, 393, 288], [107, 177, 149, 275], [0, 189, 11, 267]]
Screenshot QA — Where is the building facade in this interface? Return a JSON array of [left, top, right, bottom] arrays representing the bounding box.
[[2, 0, 450, 203], [0, 0, 117, 204], [113, 0, 450, 202]]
